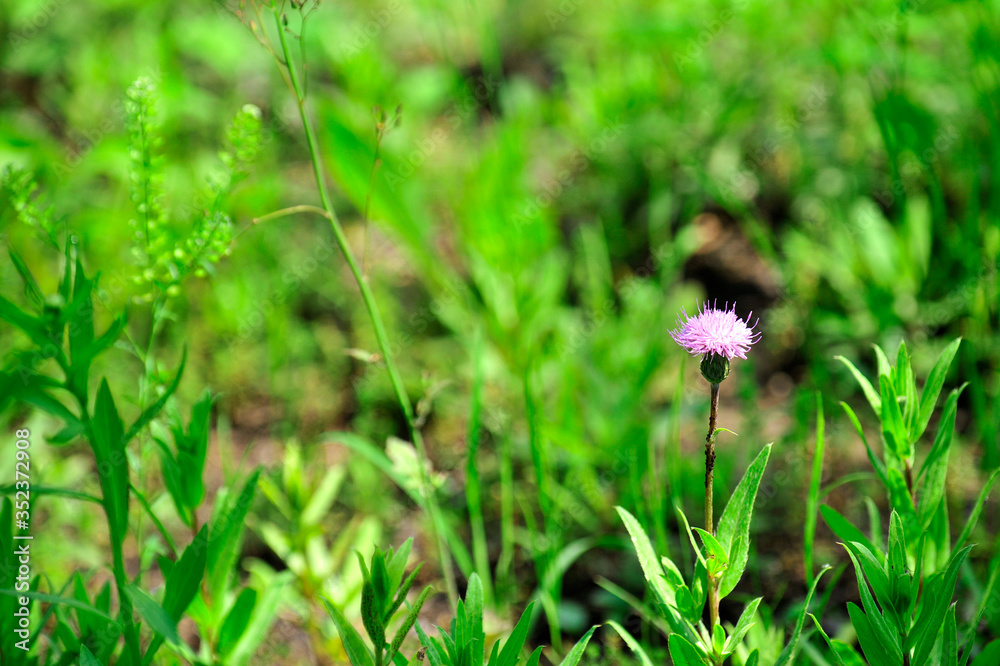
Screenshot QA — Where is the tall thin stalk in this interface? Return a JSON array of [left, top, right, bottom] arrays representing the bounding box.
[[705, 382, 720, 637], [265, 5, 457, 605]]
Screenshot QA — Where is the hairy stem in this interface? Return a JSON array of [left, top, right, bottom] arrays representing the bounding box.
[[706, 382, 720, 637], [270, 7, 457, 606]]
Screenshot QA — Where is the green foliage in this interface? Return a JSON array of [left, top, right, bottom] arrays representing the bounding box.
[[1, 166, 60, 249], [615, 444, 779, 665], [416, 573, 597, 666], [322, 539, 432, 666], [834, 339, 995, 576], [154, 388, 212, 526], [0, 74, 264, 663], [3, 1, 1000, 664]]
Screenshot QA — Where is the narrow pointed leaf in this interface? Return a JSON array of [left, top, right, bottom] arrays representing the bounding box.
[[717, 444, 772, 598], [668, 633, 705, 666], [914, 338, 961, 442], [322, 596, 375, 666], [775, 565, 833, 666], [835, 356, 881, 417], [559, 625, 597, 666], [605, 620, 656, 666]]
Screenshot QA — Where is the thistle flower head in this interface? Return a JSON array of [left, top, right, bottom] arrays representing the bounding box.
[[670, 301, 761, 362]]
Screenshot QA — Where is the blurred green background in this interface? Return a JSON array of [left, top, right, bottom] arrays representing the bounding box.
[[2, 0, 999, 662]]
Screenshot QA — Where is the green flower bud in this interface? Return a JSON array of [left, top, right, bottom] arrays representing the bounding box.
[[700, 354, 730, 385]]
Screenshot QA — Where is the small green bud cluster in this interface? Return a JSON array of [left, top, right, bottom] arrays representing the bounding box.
[[124, 88, 259, 302], [1, 166, 60, 249], [220, 104, 264, 184]]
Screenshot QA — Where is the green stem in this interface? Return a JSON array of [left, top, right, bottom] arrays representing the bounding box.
[[75, 392, 141, 664], [497, 431, 515, 606], [111, 537, 141, 664], [270, 7, 457, 606], [706, 382, 720, 638], [252, 204, 330, 225], [466, 328, 494, 607]]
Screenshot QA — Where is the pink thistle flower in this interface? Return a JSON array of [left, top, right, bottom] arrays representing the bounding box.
[[670, 301, 761, 361]]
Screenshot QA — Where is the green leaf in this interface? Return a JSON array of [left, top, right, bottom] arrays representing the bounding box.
[[123, 349, 187, 445], [0, 587, 115, 623], [712, 623, 726, 657], [843, 541, 895, 630], [880, 374, 910, 460], [79, 645, 102, 666], [936, 604, 957, 666], [525, 646, 544, 666], [616, 506, 674, 607], [605, 620, 656, 666], [155, 437, 187, 524], [886, 468, 917, 532], [207, 468, 261, 598], [91, 379, 130, 541], [217, 587, 257, 657], [846, 545, 902, 657], [386, 539, 413, 591], [361, 579, 385, 648], [668, 633, 706, 666], [874, 344, 892, 384], [953, 468, 998, 554], [847, 602, 895, 666], [887, 512, 906, 583], [775, 565, 832, 666], [919, 385, 964, 481], [178, 387, 212, 508], [225, 571, 291, 666], [388, 587, 432, 664], [494, 601, 534, 666], [0, 294, 59, 351], [723, 597, 761, 657], [162, 524, 208, 620], [914, 338, 961, 442], [910, 546, 973, 665], [322, 596, 376, 666], [918, 441, 951, 532], [805, 393, 824, 586], [8, 247, 45, 308], [716, 444, 772, 598], [745, 649, 760, 666], [693, 527, 729, 577], [126, 585, 180, 645], [840, 402, 888, 486], [960, 557, 1000, 666], [807, 614, 850, 666], [895, 341, 918, 432], [558, 625, 597, 666], [820, 505, 881, 558], [835, 355, 881, 417], [387, 564, 424, 621], [301, 465, 346, 527]]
